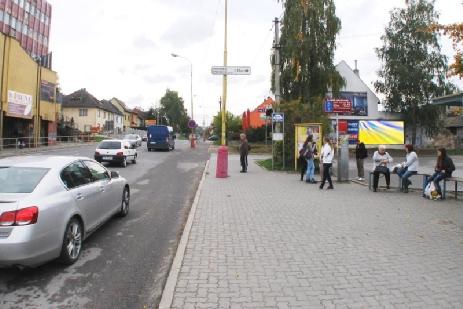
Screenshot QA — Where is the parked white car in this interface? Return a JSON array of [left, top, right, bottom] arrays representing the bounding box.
[[94, 140, 137, 167]]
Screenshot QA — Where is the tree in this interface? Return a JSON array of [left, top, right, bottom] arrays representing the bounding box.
[[278, 0, 344, 107], [212, 112, 242, 141], [159, 89, 190, 134], [375, 0, 454, 145], [430, 22, 463, 78]]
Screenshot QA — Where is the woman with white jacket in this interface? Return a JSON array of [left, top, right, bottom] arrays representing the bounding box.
[[397, 144, 419, 193], [319, 137, 334, 190]]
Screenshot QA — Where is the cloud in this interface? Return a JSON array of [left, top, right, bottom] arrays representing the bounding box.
[[161, 15, 215, 48], [126, 95, 145, 108], [133, 35, 158, 49], [142, 74, 175, 84]]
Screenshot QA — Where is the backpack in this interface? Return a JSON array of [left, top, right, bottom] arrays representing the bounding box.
[[304, 144, 316, 159]]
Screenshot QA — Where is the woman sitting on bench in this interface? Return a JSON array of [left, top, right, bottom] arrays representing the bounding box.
[[425, 148, 456, 199], [397, 144, 419, 193], [372, 145, 394, 192]]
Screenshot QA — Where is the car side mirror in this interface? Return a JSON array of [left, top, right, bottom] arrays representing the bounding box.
[[110, 171, 120, 179]]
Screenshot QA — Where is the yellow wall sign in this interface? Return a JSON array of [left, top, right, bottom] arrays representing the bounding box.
[[294, 123, 323, 170]]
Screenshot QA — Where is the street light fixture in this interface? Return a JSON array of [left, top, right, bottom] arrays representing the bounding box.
[[171, 53, 195, 148]]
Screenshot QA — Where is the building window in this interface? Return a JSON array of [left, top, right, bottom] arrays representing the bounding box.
[[25, 1, 30, 12], [19, 0, 24, 8], [0, 12, 3, 23], [98, 110, 101, 117], [23, 25, 27, 35], [79, 109, 88, 117]]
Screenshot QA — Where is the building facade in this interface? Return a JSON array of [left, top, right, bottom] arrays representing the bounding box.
[[0, 0, 52, 59], [110, 97, 132, 132], [0, 32, 59, 146]]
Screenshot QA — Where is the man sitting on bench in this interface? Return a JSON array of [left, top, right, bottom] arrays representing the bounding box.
[[397, 144, 419, 193]]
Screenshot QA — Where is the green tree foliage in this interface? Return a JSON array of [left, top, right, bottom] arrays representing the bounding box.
[[375, 0, 455, 144], [159, 89, 190, 135], [212, 112, 242, 141], [274, 98, 331, 168], [278, 0, 344, 107]]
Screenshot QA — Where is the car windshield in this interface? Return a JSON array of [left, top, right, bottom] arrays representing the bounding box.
[[98, 141, 122, 149], [123, 135, 136, 140], [0, 167, 49, 193]]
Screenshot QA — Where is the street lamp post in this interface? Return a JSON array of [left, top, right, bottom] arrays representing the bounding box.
[[171, 53, 195, 148]]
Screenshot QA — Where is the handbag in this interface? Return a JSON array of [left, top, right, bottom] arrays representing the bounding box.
[[374, 165, 389, 174]]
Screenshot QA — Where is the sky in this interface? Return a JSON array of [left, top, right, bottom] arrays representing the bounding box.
[[48, 0, 462, 125]]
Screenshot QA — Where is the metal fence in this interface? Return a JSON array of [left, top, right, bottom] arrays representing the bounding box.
[[0, 135, 97, 151]]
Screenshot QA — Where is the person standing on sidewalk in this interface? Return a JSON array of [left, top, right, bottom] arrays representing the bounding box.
[[397, 144, 419, 193], [355, 140, 368, 181], [304, 135, 317, 183], [239, 133, 250, 173], [298, 139, 309, 181], [319, 137, 334, 190]]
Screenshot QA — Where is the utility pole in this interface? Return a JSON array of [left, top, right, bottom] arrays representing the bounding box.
[[221, 0, 228, 146], [273, 17, 281, 111]]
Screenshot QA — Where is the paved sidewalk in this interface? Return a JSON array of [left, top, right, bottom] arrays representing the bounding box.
[[168, 154, 463, 309]]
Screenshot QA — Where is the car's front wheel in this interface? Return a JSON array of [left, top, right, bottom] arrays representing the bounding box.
[[132, 154, 137, 164], [58, 218, 83, 265], [119, 187, 130, 217]]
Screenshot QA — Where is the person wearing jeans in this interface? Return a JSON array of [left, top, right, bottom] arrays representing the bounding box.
[[425, 148, 455, 199], [319, 137, 334, 190], [355, 140, 368, 181], [305, 137, 317, 183], [397, 144, 419, 193]]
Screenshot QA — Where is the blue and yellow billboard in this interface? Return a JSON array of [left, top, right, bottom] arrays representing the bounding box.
[[359, 121, 404, 145]]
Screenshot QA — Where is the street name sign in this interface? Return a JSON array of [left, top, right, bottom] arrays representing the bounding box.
[[211, 66, 251, 75]]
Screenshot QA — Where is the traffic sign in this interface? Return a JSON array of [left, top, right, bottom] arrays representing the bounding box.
[[211, 66, 251, 75], [324, 99, 352, 113], [188, 119, 197, 129], [272, 112, 284, 123]]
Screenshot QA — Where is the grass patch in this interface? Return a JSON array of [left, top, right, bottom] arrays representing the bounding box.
[[257, 158, 294, 171]]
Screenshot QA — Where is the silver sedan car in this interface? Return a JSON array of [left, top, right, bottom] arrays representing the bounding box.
[[0, 156, 130, 268]]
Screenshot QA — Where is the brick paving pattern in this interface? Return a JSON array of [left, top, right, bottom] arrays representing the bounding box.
[[171, 154, 463, 308]]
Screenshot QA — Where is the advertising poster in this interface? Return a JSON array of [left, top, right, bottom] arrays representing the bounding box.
[[48, 122, 57, 145], [359, 120, 405, 145], [40, 81, 56, 102], [7, 90, 33, 119], [339, 92, 368, 116], [347, 120, 359, 145], [294, 123, 322, 170]]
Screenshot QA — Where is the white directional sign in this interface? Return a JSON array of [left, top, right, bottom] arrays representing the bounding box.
[[211, 66, 251, 75]]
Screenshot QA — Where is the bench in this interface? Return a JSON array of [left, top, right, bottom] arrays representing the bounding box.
[[443, 177, 463, 200], [368, 171, 429, 192]]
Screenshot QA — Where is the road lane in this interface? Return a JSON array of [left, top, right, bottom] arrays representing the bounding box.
[[0, 140, 210, 308]]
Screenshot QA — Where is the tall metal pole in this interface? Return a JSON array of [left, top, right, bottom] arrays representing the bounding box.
[[274, 17, 281, 111], [221, 0, 228, 146]]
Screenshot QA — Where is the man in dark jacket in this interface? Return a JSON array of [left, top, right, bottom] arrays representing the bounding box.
[[355, 140, 368, 181], [239, 133, 250, 173]]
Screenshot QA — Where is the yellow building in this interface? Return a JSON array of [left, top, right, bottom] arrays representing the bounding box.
[[62, 89, 122, 134], [111, 97, 132, 131], [0, 33, 60, 146]]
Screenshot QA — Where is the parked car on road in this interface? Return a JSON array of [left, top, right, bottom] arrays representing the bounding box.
[[147, 125, 175, 151], [95, 140, 137, 167], [123, 134, 142, 147], [208, 135, 219, 141], [0, 156, 130, 268]]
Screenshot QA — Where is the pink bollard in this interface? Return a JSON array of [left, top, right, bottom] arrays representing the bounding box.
[[216, 146, 229, 178]]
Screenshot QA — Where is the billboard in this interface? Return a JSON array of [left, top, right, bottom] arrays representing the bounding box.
[[294, 123, 323, 170], [7, 90, 33, 119], [359, 121, 405, 145]]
